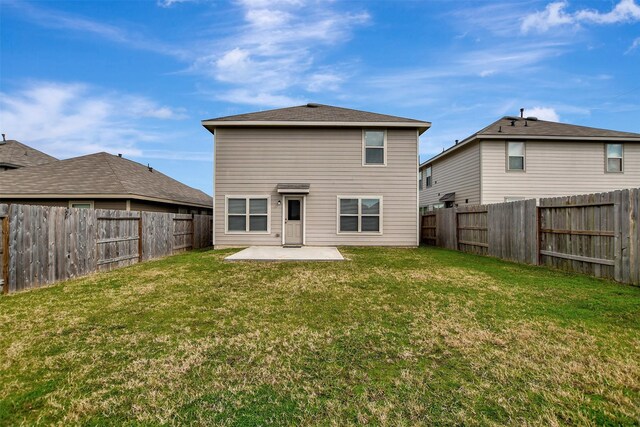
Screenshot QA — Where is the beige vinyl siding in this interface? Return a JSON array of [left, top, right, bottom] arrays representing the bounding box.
[[214, 127, 418, 247], [481, 140, 640, 204], [419, 141, 481, 208]]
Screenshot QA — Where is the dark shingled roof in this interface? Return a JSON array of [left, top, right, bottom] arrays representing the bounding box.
[[421, 116, 640, 167], [0, 140, 57, 169], [478, 117, 640, 139], [204, 103, 428, 124], [0, 152, 212, 208]]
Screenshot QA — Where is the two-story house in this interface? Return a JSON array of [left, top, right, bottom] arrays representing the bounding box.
[[202, 103, 431, 247], [419, 114, 640, 211]]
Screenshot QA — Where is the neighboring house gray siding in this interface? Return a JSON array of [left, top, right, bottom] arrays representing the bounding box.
[[214, 127, 419, 247], [481, 140, 640, 204], [419, 141, 481, 209]]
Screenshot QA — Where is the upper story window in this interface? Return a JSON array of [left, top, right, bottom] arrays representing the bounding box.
[[363, 130, 386, 166], [226, 196, 269, 233], [507, 141, 525, 171], [425, 166, 432, 187], [606, 143, 623, 173], [418, 170, 423, 190]]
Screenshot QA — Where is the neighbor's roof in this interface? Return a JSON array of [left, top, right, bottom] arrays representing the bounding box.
[[202, 103, 431, 134], [0, 140, 58, 169], [0, 152, 212, 208], [420, 116, 640, 167]]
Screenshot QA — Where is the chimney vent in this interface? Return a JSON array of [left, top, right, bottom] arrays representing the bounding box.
[[455, 139, 459, 144], [148, 164, 153, 172], [520, 108, 524, 118], [306, 103, 320, 108], [510, 120, 516, 126], [118, 153, 122, 158], [1, 134, 5, 142], [498, 126, 502, 133]]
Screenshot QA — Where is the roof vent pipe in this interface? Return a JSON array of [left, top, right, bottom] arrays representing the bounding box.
[[510, 120, 516, 126], [455, 139, 459, 144], [118, 153, 122, 158], [520, 108, 524, 118], [1, 133, 6, 142], [306, 103, 320, 108], [498, 126, 502, 133]]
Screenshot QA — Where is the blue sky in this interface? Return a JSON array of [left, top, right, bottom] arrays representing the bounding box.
[[1, 0, 639, 195]]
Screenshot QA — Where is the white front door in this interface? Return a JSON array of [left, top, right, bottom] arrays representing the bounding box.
[[284, 197, 303, 245]]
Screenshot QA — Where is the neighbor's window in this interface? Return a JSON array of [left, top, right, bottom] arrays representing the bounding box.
[[226, 197, 269, 233], [507, 141, 525, 171], [338, 197, 382, 233], [606, 143, 623, 172], [363, 130, 386, 165], [418, 170, 423, 190], [69, 201, 93, 209], [432, 202, 445, 210], [425, 166, 432, 187]]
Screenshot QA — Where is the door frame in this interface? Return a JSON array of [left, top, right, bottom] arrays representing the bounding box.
[[281, 195, 306, 246]]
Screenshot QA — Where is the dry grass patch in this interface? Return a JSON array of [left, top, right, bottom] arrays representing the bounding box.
[[0, 247, 638, 425]]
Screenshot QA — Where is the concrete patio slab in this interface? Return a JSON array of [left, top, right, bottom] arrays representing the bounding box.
[[225, 246, 344, 261]]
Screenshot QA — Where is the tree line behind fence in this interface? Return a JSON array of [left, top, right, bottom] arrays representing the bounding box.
[[421, 188, 639, 286], [0, 204, 213, 294]]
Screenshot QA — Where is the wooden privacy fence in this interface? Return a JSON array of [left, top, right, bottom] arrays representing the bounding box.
[[1, 204, 213, 294], [421, 188, 639, 286]]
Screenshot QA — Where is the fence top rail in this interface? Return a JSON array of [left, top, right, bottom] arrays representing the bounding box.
[[96, 216, 141, 220], [539, 202, 615, 209]]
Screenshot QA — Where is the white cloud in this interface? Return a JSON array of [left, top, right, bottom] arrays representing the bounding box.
[[522, 0, 640, 33], [626, 37, 640, 53], [157, 0, 198, 7], [524, 107, 560, 122], [188, 0, 370, 106], [0, 81, 187, 158]]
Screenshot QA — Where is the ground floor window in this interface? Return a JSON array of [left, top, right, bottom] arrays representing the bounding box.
[[338, 196, 382, 233], [226, 196, 270, 233], [69, 201, 94, 209]]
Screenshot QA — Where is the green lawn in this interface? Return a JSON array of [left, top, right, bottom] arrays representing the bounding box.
[[1, 247, 639, 426]]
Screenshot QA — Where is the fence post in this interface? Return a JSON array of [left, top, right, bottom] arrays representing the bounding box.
[[138, 211, 143, 263], [2, 215, 9, 294]]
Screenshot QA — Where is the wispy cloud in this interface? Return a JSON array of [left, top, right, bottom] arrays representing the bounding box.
[[627, 37, 640, 53], [522, 0, 640, 33], [5, 1, 189, 59], [157, 0, 200, 8], [0, 81, 187, 159], [189, 0, 370, 106]]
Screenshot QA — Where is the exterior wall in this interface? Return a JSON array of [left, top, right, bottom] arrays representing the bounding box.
[[481, 140, 640, 204], [214, 127, 419, 247], [419, 141, 481, 209]]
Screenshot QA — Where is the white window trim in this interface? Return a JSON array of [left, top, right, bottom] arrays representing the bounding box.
[[362, 129, 387, 167], [506, 141, 526, 172], [224, 195, 271, 234], [418, 170, 423, 190], [336, 195, 383, 235], [69, 200, 94, 209], [605, 143, 624, 173], [425, 165, 432, 187]]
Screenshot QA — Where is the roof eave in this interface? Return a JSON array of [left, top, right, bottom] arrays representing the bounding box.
[[202, 120, 432, 135]]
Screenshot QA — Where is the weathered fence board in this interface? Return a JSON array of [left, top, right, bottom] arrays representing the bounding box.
[[422, 188, 639, 286], [2, 204, 213, 293]]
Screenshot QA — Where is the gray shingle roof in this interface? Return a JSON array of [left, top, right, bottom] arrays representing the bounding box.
[[0, 152, 212, 208], [479, 117, 640, 139], [421, 116, 640, 167], [204, 103, 430, 125], [0, 140, 57, 169]]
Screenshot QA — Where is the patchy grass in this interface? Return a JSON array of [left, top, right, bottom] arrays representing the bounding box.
[[1, 247, 639, 426]]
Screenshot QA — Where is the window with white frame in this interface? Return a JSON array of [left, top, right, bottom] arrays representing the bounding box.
[[69, 201, 93, 209], [418, 170, 423, 190], [606, 143, 623, 172], [425, 166, 432, 187], [338, 197, 382, 233], [363, 130, 386, 165], [226, 197, 269, 233], [507, 141, 525, 171]]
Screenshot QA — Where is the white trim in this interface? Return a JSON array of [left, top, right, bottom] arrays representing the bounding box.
[[336, 195, 383, 235], [416, 129, 419, 246], [125, 200, 131, 211], [69, 200, 94, 209], [224, 195, 271, 234], [212, 129, 217, 246], [282, 195, 305, 245], [202, 120, 432, 134], [605, 143, 624, 173], [362, 129, 387, 167]]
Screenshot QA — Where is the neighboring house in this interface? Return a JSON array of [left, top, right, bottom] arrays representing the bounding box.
[[0, 139, 57, 171], [202, 103, 431, 247], [419, 115, 640, 211], [0, 152, 213, 214]]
